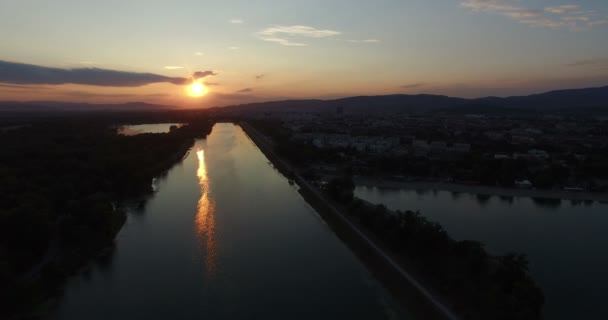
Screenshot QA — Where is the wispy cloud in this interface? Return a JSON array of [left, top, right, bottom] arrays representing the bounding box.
[[164, 66, 184, 70], [544, 5, 579, 14], [401, 83, 426, 89], [62, 91, 170, 99], [460, 0, 607, 29], [255, 74, 266, 80], [0, 84, 50, 90], [259, 37, 307, 46], [347, 39, 380, 43], [0, 60, 215, 87], [566, 58, 608, 67], [229, 18, 244, 24], [237, 88, 253, 93], [257, 25, 341, 46], [193, 71, 217, 79], [588, 19, 608, 27]]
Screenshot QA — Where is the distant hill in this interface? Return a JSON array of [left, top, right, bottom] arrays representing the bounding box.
[[1, 86, 607, 114], [477, 86, 608, 110], [0, 101, 176, 112], [226, 94, 468, 114], [226, 86, 608, 115]]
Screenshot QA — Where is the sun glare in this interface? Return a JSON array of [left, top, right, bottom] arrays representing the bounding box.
[[188, 81, 208, 97]]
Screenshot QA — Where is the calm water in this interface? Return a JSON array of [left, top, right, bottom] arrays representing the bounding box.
[[53, 124, 402, 320], [355, 186, 608, 320], [117, 123, 184, 136]]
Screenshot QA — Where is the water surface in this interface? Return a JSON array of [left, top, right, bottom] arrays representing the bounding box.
[[117, 123, 184, 136], [53, 124, 402, 320], [356, 186, 608, 320]]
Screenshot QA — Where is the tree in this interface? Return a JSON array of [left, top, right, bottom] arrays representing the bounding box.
[[326, 176, 355, 204]]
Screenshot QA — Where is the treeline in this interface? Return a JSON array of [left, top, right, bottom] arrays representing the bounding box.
[[0, 114, 212, 317], [327, 176, 544, 320]]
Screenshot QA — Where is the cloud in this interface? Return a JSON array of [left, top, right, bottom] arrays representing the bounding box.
[[63, 91, 169, 98], [401, 83, 426, 89], [193, 70, 217, 79], [204, 82, 220, 87], [461, 0, 539, 17], [164, 66, 184, 70], [257, 25, 341, 46], [255, 74, 266, 80], [347, 39, 380, 43], [229, 18, 244, 24], [460, 0, 606, 29], [0, 83, 50, 90], [258, 37, 307, 46], [258, 25, 341, 38], [0, 60, 215, 87], [545, 5, 579, 14], [566, 58, 608, 67], [237, 88, 253, 93], [588, 19, 608, 27]]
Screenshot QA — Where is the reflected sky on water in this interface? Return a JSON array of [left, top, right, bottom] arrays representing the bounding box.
[[53, 124, 403, 320]]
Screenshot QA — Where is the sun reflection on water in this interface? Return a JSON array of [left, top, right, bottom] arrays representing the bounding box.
[[195, 149, 216, 275]]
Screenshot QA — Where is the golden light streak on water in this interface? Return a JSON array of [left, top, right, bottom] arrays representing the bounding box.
[[195, 149, 216, 275]]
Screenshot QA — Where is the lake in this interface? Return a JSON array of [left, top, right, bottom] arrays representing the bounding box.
[[117, 123, 184, 136], [355, 186, 608, 320], [52, 124, 404, 320]]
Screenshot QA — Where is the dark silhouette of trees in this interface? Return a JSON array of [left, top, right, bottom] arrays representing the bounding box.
[[327, 176, 355, 203]]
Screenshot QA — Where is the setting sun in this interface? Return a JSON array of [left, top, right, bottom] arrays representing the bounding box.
[[188, 81, 207, 97]]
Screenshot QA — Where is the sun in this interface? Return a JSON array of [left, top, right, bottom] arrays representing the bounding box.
[[188, 81, 208, 97]]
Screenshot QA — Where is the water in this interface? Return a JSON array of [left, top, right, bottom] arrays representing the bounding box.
[[117, 123, 184, 136], [53, 124, 402, 320], [355, 186, 608, 320]]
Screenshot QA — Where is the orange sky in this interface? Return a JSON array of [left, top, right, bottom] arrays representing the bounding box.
[[1, 1, 608, 107]]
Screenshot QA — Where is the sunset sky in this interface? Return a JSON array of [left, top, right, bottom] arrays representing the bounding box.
[[1, 0, 607, 107]]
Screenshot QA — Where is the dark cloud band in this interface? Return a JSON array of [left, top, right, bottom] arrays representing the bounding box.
[[0, 61, 215, 87]]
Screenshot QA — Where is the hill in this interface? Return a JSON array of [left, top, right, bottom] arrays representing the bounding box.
[[226, 86, 608, 115], [1, 86, 607, 115]]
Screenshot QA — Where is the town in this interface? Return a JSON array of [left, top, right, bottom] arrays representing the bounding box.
[[227, 108, 608, 195]]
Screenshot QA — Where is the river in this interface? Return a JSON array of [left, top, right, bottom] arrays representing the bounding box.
[[52, 123, 403, 320], [355, 186, 608, 320]]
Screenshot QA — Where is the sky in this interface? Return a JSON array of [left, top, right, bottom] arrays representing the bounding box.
[[0, 0, 607, 107]]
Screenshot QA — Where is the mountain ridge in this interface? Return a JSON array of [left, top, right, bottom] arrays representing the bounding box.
[[1, 85, 607, 114]]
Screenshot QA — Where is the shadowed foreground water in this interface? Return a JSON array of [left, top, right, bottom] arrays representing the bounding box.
[[356, 186, 608, 320], [53, 123, 403, 320]]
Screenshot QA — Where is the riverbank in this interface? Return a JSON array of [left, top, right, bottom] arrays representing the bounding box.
[[241, 122, 459, 320], [355, 177, 608, 202]]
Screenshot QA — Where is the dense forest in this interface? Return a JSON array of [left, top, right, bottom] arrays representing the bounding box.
[[0, 112, 212, 318]]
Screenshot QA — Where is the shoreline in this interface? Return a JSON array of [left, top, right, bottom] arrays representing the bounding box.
[[355, 178, 608, 202]]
